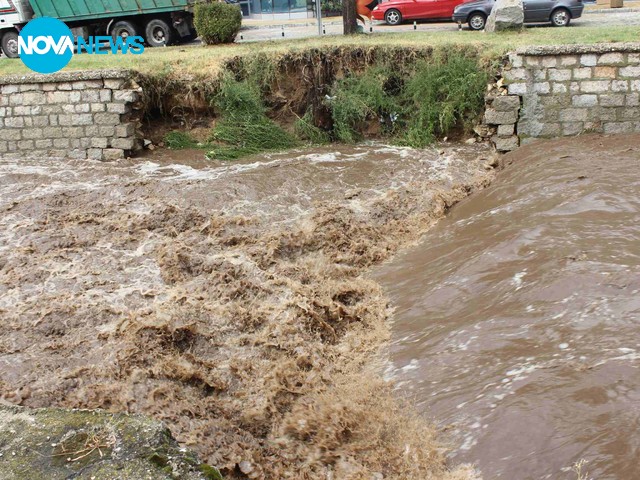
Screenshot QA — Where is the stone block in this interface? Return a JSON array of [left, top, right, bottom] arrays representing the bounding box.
[[611, 80, 630, 92], [572, 94, 598, 107], [115, 123, 135, 138], [533, 69, 547, 81], [603, 122, 634, 134], [75, 104, 91, 114], [81, 90, 100, 103], [492, 134, 519, 151], [541, 56, 557, 68], [492, 95, 521, 111], [509, 53, 523, 68], [1, 85, 19, 94], [581, 80, 610, 93], [532, 82, 550, 94], [618, 107, 639, 120], [562, 122, 583, 136], [94, 113, 120, 126], [87, 148, 104, 160], [113, 90, 139, 103], [0, 129, 19, 140], [508, 83, 527, 95], [68, 149, 88, 159], [99, 89, 112, 102], [35, 139, 53, 149], [633, 80, 640, 92], [626, 94, 639, 107], [104, 78, 126, 89], [4, 117, 24, 128], [22, 92, 46, 105], [552, 83, 568, 94], [103, 148, 125, 161], [600, 94, 626, 107], [107, 103, 128, 114], [110, 137, 136, 150], [47, 91, 69, 103], [62, 127, 85, 138], [17, 140, 34, 150], [22, 128, 43, 140], [598, 53, 625, 65], [53, 138, 70, 148], [559, 109, 588, 122], [497, 124, 515, 136], [484, 108, 519, 125], [91, 137, 109, 148], [559, 55, 578, 66], [593, 66, 617, 79], [43, 126, 63, 138], [98, 126, 116, 136], [580, 54, 597, 67], [628, 54, 640, 64], [549, 69, 572, 81], [91, 103, 106, 113], [619, 66, 640, 77], [525, 56, 540, 67], [573, 68, 592, 80], [8, 94, 23, 106], [504, 68, 527, 81]]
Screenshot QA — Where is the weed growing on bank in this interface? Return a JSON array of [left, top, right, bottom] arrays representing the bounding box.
[[329, 54, 488, 147], [164, 131, 201, 150], [160, 47, 490, 159], [207, 76, 299, 160]]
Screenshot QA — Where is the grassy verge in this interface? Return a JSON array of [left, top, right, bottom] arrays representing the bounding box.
[[0, 26, 638, 79]]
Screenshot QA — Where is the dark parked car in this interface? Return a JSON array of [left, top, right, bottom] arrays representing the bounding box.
[[452, 0, 584, 30]]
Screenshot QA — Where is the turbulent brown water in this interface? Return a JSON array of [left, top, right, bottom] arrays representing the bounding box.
[[375, 133, 640, 480], [0, 143, 494, 479]]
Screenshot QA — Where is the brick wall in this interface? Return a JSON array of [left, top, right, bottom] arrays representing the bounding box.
[[0, 70, 142, 161]]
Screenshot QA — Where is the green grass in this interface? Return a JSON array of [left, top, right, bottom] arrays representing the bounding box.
[[0, 25, 638, 79]]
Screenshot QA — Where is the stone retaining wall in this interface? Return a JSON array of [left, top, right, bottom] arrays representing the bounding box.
[[0, 70, 142, 161], [486, 43, 640, 151]]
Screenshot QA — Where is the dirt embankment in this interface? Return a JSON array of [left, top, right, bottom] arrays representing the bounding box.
[[0, 145, 497, 479]]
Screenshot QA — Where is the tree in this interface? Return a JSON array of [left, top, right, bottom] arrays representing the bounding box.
[[343, 0, 357, 34]]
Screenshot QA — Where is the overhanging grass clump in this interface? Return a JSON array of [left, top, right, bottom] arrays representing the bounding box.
[[329, 53, 489, 147], [164, 131, 201, 150], [207, 76, 299, 160]]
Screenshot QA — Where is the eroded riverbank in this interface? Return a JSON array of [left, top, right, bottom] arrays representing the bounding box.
[[0, 143, 496, 479], [376, 133, 640, 480]]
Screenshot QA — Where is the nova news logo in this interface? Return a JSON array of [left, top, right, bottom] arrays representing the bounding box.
[[18, 17, 144, 74]]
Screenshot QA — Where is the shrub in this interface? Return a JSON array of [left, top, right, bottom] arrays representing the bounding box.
[[194, 2, 242, 45], [207, 75, 299, 160], [401, 55, 488, 147], [328, 54, 488, 146], [329, 65, 401, 143]]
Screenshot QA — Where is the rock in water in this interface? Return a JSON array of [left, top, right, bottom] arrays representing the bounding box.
[[0, 405, 221, 480], [485, 0, 524, 32]]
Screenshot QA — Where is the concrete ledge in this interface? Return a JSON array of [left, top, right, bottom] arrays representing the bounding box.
[[516, 42, 640, 56], [0, 69, 137, 85]]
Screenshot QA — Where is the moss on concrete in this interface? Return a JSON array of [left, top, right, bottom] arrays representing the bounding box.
[[0, 405, 221, 480]]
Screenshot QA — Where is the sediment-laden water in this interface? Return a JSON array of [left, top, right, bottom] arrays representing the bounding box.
[[0, 143, 494, 479], [376, 133, 640, 480]]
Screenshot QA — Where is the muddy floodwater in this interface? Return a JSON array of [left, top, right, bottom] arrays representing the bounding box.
[[0, 143, 493, 479], [375, 133, 640, 480]]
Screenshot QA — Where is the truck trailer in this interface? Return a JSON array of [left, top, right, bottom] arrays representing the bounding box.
[[0, 0, 196, 58]]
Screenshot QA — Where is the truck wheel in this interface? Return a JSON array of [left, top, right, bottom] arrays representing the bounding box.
[[1, 31, 20, 59], [111, 20, 140, 42], [145, 18, 175, 47]]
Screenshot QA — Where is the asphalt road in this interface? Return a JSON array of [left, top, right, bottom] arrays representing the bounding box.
[[237, 9, 640, 42]]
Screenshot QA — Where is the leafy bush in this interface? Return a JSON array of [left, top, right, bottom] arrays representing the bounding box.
[[328, 54, 488, 146], [329, 65, 400, 143], [294, 109, 330, 144], [322, 0, 342, 14], [402, 55, 489, 147], [194, 2, 242, 45], [207, 76, 299, 160]]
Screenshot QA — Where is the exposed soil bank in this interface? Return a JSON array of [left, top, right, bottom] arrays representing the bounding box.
[[0, 143, 496, 479], [375, 133, 640, 479]]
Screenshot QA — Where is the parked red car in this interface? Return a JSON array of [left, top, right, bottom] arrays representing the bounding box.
[[372, 0, 464, 24]]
